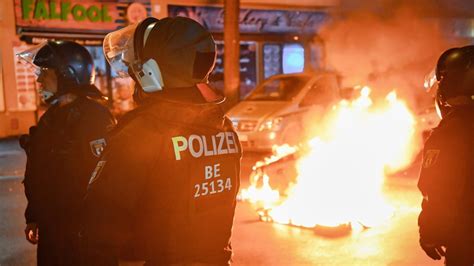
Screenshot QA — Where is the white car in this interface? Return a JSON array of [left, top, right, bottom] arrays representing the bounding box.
[[227, 72, 341, 151]]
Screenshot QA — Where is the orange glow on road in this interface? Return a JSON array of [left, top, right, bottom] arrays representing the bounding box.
[[240, 87, 419, 229]]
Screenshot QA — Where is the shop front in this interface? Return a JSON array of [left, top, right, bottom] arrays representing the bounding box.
[[0, 0, 337, 137]]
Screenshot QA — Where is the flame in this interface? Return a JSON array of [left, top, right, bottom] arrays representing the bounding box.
[[239, 173, 280, 209], [240, 86, 419, 229], [239, 144, 296, 208]]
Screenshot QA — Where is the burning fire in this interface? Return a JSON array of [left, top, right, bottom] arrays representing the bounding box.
[[240, 86, 419, 229], [240, 144, 297, 209]]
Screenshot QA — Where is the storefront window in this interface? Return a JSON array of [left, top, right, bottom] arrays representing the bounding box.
[[85, 46, 108, 94], [264, 43, 305, 79], [283, 43, 305, 74], [209, 41, 257, 99], [263, 44, 282, 79], [85, 46, 134, 117]]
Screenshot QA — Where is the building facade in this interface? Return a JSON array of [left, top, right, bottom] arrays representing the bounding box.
[[0, 0, 339, 137]]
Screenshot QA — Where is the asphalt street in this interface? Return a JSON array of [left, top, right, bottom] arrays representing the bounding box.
[[0, 138, 439, 265]]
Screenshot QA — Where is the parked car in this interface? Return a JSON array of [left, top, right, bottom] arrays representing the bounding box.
[[227, 72, 341, 151]]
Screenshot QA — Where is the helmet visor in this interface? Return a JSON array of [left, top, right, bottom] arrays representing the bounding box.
[[103, 23, 138, 77], [424, 68, 438, 94], [16, 42, 51, 71]]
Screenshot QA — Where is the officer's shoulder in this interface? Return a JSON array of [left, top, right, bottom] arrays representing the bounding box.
[[442, 113, 469, 132], [429, 112, 472, 145], [223, 116, 234, 128], [78, 98, 113, 119], [79, 97, 109, 112], [115, 112, 165, 139], [109, 114, 165, 158]]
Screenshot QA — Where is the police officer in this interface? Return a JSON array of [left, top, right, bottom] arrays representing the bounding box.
[[418, 45, 474, 265], [82, 17, 241, 266], [18, 40, 116, 266]]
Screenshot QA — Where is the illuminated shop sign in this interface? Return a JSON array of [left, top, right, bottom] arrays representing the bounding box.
[[168, 5, 328, 34], [20, 0, 112, 22], [15, 0, 151, 35]]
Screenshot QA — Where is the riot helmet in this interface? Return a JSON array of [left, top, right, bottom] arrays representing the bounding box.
[[17, 41, 102, 103], [425, 45, 474, 118], [103, 16, 223, 104]]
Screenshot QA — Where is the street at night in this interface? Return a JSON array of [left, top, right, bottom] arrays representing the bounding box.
[[1, 0, 474, 265], [0, 138, 438, 265]]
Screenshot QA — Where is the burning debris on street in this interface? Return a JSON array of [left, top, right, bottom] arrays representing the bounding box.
[[237, 1, 460, 236], [239, 86, 420, 233]]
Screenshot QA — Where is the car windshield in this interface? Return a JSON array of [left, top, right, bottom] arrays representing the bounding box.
[[245, 76, 310, 101]]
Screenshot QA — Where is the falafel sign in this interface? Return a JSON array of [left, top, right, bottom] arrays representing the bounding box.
[[14, 0, 150, 35]]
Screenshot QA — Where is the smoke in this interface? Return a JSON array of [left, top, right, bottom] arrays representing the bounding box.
[[320, 0, 460, 110]]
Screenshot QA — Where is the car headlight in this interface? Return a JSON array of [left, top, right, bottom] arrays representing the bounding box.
[[258, 117, 283, 131]]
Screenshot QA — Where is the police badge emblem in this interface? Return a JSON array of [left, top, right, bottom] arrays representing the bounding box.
[[89, 138, 107, 157]]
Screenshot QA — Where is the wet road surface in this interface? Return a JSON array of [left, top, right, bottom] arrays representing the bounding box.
[[0, 138, 439, 265]]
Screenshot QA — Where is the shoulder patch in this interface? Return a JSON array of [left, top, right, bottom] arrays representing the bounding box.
[[423, 149, 440, 169], [89, 160, 106, 185], [90, 138, 107, 157]]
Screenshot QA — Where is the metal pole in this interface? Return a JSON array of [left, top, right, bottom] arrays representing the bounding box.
[[223, 0, 240, 110], [105, 62, 114, 108]]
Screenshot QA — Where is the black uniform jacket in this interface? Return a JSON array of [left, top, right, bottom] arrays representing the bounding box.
[[83, 98, 242, 264], [23, 96, 115, 225], [418, 106, 474, 245]]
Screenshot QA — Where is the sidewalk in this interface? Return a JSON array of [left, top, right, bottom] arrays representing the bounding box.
[[0, 139, 34, 265], [0, 137, 26, 178]]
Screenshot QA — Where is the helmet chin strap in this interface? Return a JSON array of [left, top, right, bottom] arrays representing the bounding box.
[[130, 73, 150, 105], [39, 90, 55, 103], [132, 83, 147, 105], [435, 92, 451, 119], [446, 95, 474, 106], [40, 88, 81, 106], [39, 89, 64, 105]]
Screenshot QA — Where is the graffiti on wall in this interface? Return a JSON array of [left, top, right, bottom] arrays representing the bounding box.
[[168, 5, 328, 34]]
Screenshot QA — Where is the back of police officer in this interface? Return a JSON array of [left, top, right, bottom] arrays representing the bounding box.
[[418, 45, 474, 265], [83, 17, 241, 265], [18, 41, 115, 266]]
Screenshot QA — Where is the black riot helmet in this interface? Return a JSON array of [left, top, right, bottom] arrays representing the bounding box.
[[427, 45, 474, 118], [142, 17, 217, 89], [103, 16, 223, 104], [18, 41, 103, 102]]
